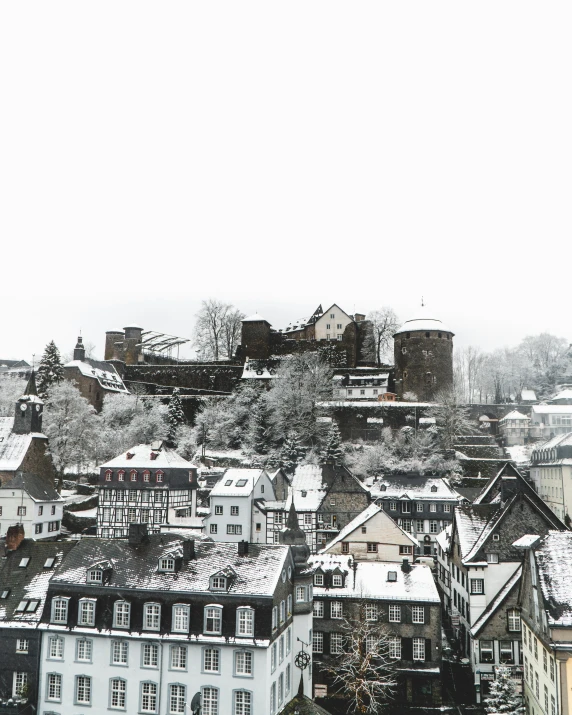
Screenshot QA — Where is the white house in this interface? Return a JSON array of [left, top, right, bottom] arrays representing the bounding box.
[[530, 433, 572, 522], [529, 405, 572, 441], [332, 373, 389, 400], [0, 472, 64, 539], [499, 410, 531, 446]]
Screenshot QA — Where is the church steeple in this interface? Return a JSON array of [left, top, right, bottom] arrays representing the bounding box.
[[13, 371, 44, 435], [279, 500, 310, 564], [73, 336, 86, 361]]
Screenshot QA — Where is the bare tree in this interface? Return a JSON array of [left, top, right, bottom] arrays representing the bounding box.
[[366, 308, 400, 367], [427, 388, 475, 450], [193, 299, 245, 361], [319, 603, 397, 714]]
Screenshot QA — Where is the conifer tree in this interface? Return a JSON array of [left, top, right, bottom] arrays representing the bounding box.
[[166, 388, 186, 447], [37, 340, 65, 399], [320, 423, 344, 464], [280, 431, 306, 474], [484, 666, 525, 715], [246, 398, 269, 454]]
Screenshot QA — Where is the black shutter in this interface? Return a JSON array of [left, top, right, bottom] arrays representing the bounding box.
[[324, 632, 330, 654], [425, 605, 430, 624], [402, 637, 413, 661], [425, 639, 431, 661], [326, 601, 331, 620]]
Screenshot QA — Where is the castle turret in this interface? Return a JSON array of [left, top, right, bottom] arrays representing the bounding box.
[[240, 314, 271, 360], [13, 371, 44, 435], [393, 308, 454, 401], [105, 329, 125, 361], [73, 336, 86, 361]]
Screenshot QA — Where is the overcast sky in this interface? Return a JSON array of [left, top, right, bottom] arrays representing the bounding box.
[[1, 2, 570, 363]]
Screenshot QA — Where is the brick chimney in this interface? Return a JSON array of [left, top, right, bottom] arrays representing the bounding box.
[[237, 540, 249, 556], [401, 557, 411, 573], [128, 523, 148, 546], [183, 539, 196, 560], [6, 524, 25, 551]]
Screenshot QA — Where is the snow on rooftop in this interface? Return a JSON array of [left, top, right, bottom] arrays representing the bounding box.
[[309, 554, 440, 603], [500, 410, 530, 422], [242, 314, 268, 323], [291, 465, 328, 511], [365, 475, 462, 501], [394, 311, 453, 336], [98, 444, 195, 470], [521, 389, 537, 400], [532, 405, 572, 414], [0, 417, 35, 471], [512, 534, 541, 549], [64, 360, 128, 393], [210, 468, 265, 497], [535, 532, 572, 627], [454, 505, 490, 560], [470, 566, 522, 636]]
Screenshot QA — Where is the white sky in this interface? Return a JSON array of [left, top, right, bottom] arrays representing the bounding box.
[[1, 2, 571, 363]]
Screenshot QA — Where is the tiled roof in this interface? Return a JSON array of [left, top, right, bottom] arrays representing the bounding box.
[[51, 534, 290, 597], [454, 505, 492, 560], [366, 475, 462, 501], [535, 531, 572, 627], [0, 472, 61, 501], [65, 359, 128, 393], [98, 444, 195, 470], [0, 418, 37, 472]]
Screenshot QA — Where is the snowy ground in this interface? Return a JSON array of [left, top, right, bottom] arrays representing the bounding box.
[[506, 444, 534, 465]]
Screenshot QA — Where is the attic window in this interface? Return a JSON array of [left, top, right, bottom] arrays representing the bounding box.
[[150, 452, 158, 461], [380, 485, 386, 491], [210, 576, 227, 591], [19, 558, 30, 568], [26, 600, 39, 612], [332, 574, 343, 587], [0, 590, 10, 598], [301, 491, 307, 498], [159, 557, 175, 572], [44, 558, 55, 569], [126, 452, 134, 460], [387, 571, 398, 582], [225, 480, 233, 487], [493, 534, 500, 541], [15, 601, 28, 613], [431, 486, 437, 493], [236, 479, 248, 488], [87, 568, 103, 584]]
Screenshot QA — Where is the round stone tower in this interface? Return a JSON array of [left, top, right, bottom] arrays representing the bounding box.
[[393, 309, 454, 401]]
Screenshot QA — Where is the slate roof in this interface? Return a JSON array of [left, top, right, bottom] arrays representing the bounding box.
[[454, 505, 493, 560], [99, 443, 195, 470], [470, 566, 522, 636], [535, 531, 572, 627], [366, 475, 463, 502], [291, 465, 329, 511], [50, 534, 290, 597], [0, 539, 77, 626], [0, 472, 61, 501], [0, 418, 40, 472], [309, 554, 440, 603], [64, 359, 128, 393]]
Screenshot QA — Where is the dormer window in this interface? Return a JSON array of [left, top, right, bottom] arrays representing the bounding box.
[[314, 573, 324, 586], [143, 471, 150, 482], [204, 605, 223, 634], [332, 574, 343, 587], [301, 490, 307, 498], [387, 571, 397, 582], [105, 470, 112, 482], [51, 597, 70, 624], [87, 568, 103, 584], [431, 486, 438, 493], [156, 471, 164, 483], [211, 576, 227, 591], [159, 557, 175, 572], [380, 485, 386, 491], [130, 470, 138, 482], [126, 452, 134, 460], [118, 470, 125, 482], [150, 451, 158, 461]]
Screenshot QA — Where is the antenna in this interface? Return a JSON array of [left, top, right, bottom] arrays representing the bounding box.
[[421, 296, 425, 308]]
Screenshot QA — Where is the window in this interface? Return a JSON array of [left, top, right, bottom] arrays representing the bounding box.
[[470, 579, 484, 595], [296, 586, 306, 602], [416, 502, 424, 512], [365, 635, 377, 653], [169, 684, 186, 714], [237, 607, 254, 636], [500, 641, 514, 664], [114, 601, 131, 629], [202, 687, 218, 715], [286, 627, 291, 654], [210, 524, 218, 534], [486, 553, 499, 564], [331, 601, 343, 619], [430, 503, 437, 512], [205, 606, 222, 634], [48, 520, 60, 532], [47, 673, 62, 701], [314, 573, 324, 586], [544, 649, 548, 673], [399, 545, 413, 555], [390, 501, 397, 511], [389, 604, 401, 622], [159, 557, 175, 572], [49, 636, 63, 659], [231, 505, 239, 516], [367, 542, 378, 553], [144, 603, 161, 631], [203, 647, 220, 672], [172, 604, 189, 633], [389, 636, 401, 659], [402, 519, 412, 532], [76, 638, 93, 662], [110, 678, 126, 709], [235, 649, 253, 675], [271, 642, 277, 671], [493, 533, 500, 541], [279, 635, 285, 663], [401, 502, 411, 513], [416, 519, 424, 533], [16, 638, 29, 653], [75, 675, 92, 705], [304, 513, 312, 525], [508, 609, 521, 631], [13, 672, 27, 700], [313, 631, 324, 653], [278, 673, 284, 705], [17, 506, 26, 516], [227, 524, 243, 535], [314, 600, 324, 618], [412, 605, 425, 624], [79, 598, 96, 626], [142, 643, 159, 668], [365, 603, 378, 621], [271, 682, 276, 714], [551, 656, 555, 682], [342, 542, 349, 554], [272, 606, 278, 630], [51, 597, 69, 624], [141, 682, 158, 713], [332, 574, 343, 587], [235, 690, 252, 715], [287, 595, 292, 616], [87, 567, 103, 584], [480, 640, 494, 663], [111, 640, 128, 665], [130, 470, 137, 482], [105, 471, 112, 482], [215, 505, 223, 515], [118, 470, 125, 481], [430, 521, 439, 533], [413, 638, 426, 661], [156, 472, 164, 483], [143, 471, 150, 482], [35, 523, 43, 534], [444, 503, 451, 512], [170, 645, 187, 670]]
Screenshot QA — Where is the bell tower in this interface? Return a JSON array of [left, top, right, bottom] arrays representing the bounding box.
[[13, 371, 44, 435]]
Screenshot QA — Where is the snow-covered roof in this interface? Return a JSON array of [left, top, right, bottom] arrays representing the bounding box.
[[309, 554, 440, 603], [241, 363, 277, 380], [551, 389, 572, 401], [0, 473, 62, 502], [532, 405, 572, 414], [242, 314, 268, 323], [210, 468, 266, 497], [394, 313, 453, 336], [366, 475, 462, 502], [98, 443, 195, 470], [290, 465, 328, 511], [532, 433, 572, 452], [0, 417, 40, 471], [320, 503, 418, 553], [500, 410, 530, 422], [51, 535, 290, 597], [454, 505, 491, 560], [64, 359, 128, 393], [535, 532, 572, 627], [521, 389, 537, 401], [470, 566, 522, 637], [318, 401, 436, 408], [512, 534, 541, 549], [435, 524, 452, 552]]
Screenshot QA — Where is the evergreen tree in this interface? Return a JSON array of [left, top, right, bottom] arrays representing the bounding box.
[[320, 423, 344, 464], [166, 388, 186, 447], [280, 431, 306, 474], [245, 398, 270, 454], [37, 341, 64, 399], [484, 666, 525, 715]]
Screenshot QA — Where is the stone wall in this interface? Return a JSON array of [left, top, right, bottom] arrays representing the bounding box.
[[123, 363, 243, 393]]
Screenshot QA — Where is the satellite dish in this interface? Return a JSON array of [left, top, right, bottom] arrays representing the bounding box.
[[190, 692, 201, 714]]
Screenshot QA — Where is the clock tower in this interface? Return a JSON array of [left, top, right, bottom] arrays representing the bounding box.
[[13, 371, 44, 435]]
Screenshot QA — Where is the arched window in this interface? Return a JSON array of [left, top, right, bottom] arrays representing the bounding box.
[[143, 603, 161, 631], [105, 470, 113, 482], [204, 605, 223, 635], [156, 471, 164, 483], [233, 689, 252, 715], [113, 601, 131, 629], [143, 470, 150, 482], [118, 470, 125, 482], [236, 607, 255, 637], [130, 470, 138, 482]]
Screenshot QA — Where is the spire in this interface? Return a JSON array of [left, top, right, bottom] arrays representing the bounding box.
[[73, 336, 86, 361], [279, 500, 310, 564], [286, 500, 300, 530], [24, 370, 38, 397]]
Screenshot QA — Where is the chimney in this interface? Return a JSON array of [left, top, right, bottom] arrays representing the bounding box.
[[6, 524, 25, 552], [128, 523, 148, 546], [183, 539, 196, 560], [501, 476, 519, 503], [401, 557, 411, 573], [237, 540, 249, 556]]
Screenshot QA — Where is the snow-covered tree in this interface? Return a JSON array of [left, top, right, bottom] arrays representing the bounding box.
[[166, 389, 186, 447], [43, 382, 99, 487], [244, 396, 270, 454], [319, 603, 397, 714], [484, 666, 525, 715], [427, 388, 474, 450], [320, 423, 344, 464], [37, 341, 64, 399], [280, 431, 306, 474], [193, 299, 245, 361]]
